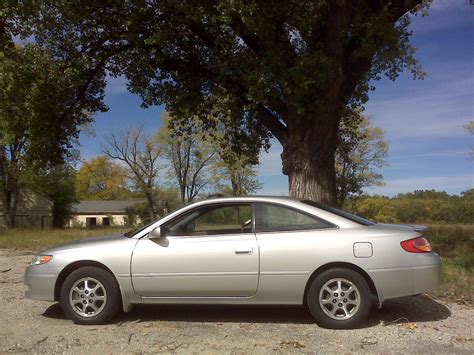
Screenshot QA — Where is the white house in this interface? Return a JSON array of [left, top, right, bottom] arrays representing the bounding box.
[[69, 200, 145, 228]]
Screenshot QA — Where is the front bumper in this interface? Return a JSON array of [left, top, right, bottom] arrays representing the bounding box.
[[24, 265, 58, 301]]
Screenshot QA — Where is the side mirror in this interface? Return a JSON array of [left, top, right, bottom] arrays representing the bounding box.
[[149, 226, 162, 239]]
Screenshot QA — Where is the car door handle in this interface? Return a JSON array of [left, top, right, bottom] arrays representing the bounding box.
[[235, 249, 253, 255]]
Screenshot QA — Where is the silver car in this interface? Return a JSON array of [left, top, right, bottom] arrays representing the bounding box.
[[24, 196, 441, 328]]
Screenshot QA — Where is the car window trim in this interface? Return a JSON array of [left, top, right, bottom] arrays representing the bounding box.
[[162, 232, 257, 240], [160, 202, 256, 238], [254, 202, 339, 234]]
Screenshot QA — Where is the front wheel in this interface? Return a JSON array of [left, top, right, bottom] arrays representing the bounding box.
[[306, 268, 371, 329], [60, 266, 120, 325]]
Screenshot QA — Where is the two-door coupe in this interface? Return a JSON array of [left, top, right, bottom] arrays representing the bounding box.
[[24, 196, 441, 328]]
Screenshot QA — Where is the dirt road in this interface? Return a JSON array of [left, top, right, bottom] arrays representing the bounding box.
[[0, 249, 472, 353]]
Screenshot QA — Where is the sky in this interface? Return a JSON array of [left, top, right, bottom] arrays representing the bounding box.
[[79, 0, 474, 196]]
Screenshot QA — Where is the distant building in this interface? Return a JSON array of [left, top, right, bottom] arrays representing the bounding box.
[[0, 192, 53, 229], [69, 200, 145, 228]]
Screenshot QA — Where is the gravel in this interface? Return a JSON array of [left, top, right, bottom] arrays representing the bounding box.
[[1, 249, 473, 353]]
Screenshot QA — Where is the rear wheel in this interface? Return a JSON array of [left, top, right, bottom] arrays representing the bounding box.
[[60, 266, 120, 325], [307, 268, 371, 329]]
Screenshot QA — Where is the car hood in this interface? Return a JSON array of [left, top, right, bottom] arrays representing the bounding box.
[[39, 234, 128, 254]]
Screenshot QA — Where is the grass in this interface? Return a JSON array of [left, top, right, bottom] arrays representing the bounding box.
[[1, 223, 472, 303], [425, 224, 474, 303], [0, 227, 129, 251]]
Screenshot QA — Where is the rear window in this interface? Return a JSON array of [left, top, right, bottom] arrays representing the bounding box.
[[255, 203, 335, 232], [301, 200, 375, 226]]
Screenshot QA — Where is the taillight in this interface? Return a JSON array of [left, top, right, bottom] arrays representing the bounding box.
[[400, 237, 432, 253]]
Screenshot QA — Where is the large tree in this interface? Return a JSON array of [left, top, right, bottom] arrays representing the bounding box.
[[16, 1, 427, 205]]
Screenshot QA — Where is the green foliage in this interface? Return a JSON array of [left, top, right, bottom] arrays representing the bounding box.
[[427, 224, 474, 272], [0, 45, 105, 166], [29, 165, 78, 228], [76, 156, 131, 200], [426, 224, 474, 301], [336, 111, 389, 206], [346, 189, 474, 224], [356, 197, 399, 223], [0, 42, 106, 227]]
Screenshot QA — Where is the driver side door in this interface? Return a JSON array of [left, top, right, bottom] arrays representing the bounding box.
[[131, 203, 259, 297]]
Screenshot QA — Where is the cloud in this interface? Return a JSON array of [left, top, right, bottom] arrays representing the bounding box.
[[429, 0, 465, 11], [415, 149, 469, 158], [366, 75, 473, 140], [408, 0, 472, 34]]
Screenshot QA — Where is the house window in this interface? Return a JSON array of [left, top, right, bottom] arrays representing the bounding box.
[[102, 217, 111, 226], [86, 217, 97, 228]]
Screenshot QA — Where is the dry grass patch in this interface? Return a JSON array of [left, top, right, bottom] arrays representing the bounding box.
[[0, 228, 129, 251]]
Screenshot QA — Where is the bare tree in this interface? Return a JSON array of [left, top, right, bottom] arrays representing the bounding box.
[[157, 114, 216, 205], [104, 128, 160, 220]]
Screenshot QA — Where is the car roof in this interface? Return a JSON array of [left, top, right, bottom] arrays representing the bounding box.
[[201, 195, 300, 204]]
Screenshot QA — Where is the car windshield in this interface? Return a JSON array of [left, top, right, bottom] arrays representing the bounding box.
[[301, 200, 375, 226]]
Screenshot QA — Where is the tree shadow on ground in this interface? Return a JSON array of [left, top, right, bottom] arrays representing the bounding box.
[[43, 294, 451, 327]]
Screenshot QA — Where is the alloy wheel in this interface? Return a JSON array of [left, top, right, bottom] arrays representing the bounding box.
[[69, 277, 107, 318], [318, 278, 360, 320]]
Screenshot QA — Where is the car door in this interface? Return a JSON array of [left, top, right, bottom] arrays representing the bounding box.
[[253, 202, 339, 299], [131, 203, 259, 297]]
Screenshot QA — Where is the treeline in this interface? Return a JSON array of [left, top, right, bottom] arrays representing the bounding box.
[[345, 189, 474, 224]]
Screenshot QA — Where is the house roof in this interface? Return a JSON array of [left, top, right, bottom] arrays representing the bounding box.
[[72, 200, 146, 214]]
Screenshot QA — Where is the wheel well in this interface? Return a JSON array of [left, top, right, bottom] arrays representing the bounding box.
[[303, 262, 379, 305], [54, 260, 116, 301]]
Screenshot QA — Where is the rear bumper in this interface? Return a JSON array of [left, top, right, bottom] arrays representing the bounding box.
[[368, 252, 441, 304], [24, 265, 58, 301], [413, 252, 442, 294]]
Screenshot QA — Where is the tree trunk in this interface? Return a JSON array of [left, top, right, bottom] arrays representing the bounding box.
[[179, 185, 186, 206], [145, 192, 156, 221], [2, 190, 19, 228], [281, 117, 339, 206], [230, 171, 240, 196]]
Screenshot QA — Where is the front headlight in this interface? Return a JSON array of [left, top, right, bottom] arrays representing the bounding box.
[[30, 255, 53, 266]]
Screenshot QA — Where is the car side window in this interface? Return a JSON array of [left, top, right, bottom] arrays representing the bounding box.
[[163, 204, 253, 237], [255, 203, 334, 233]]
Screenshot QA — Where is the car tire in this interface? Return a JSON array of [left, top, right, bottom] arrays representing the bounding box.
[[306, 268, 371, 329], [60, 266, 120, 325]]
